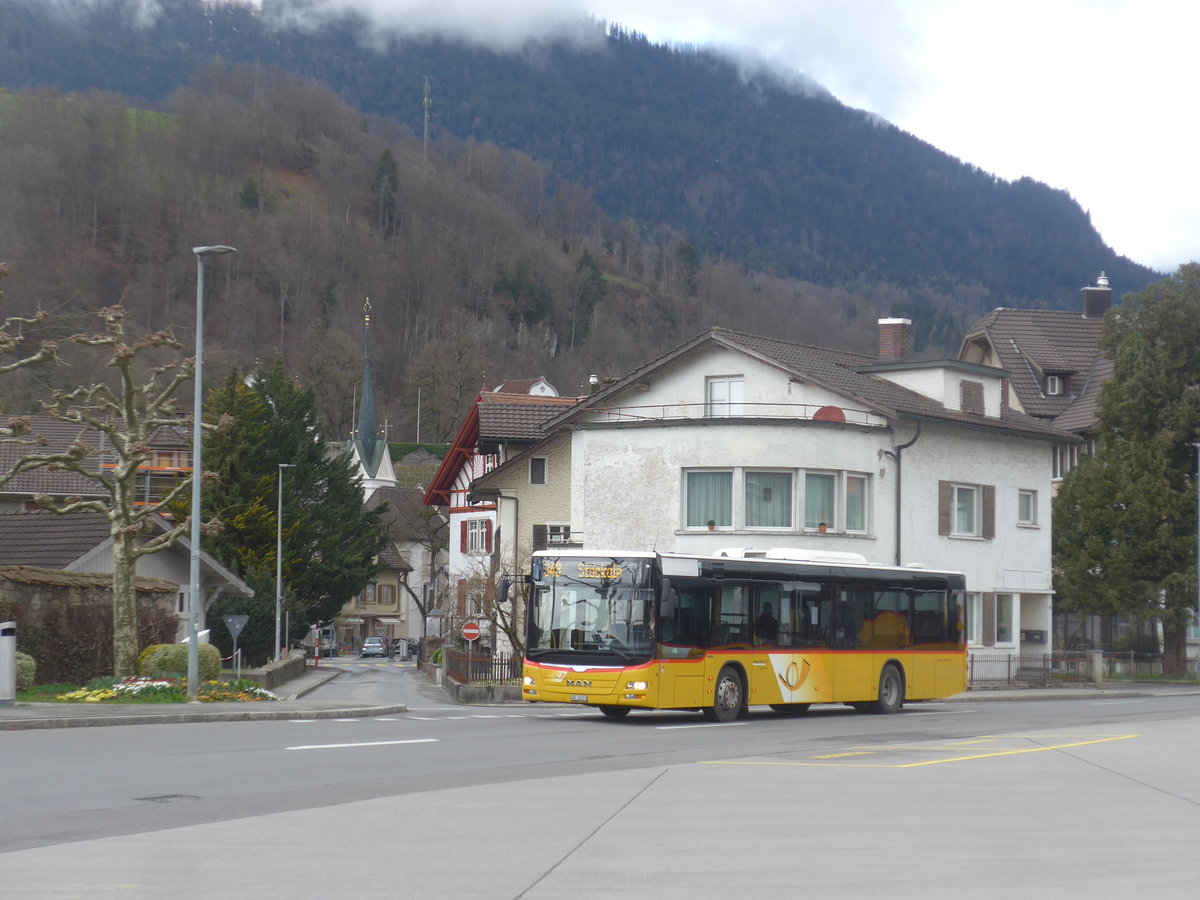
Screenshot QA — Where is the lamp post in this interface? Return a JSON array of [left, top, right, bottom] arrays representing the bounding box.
[[1194, 444, 1200, 675], [275, 463, 295, 662], [187, 245, 237, 701]]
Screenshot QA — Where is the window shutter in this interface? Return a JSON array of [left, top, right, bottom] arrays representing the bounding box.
[[460, 520, 469, 552], [938, 481, 952, 535], [960, 380, 984, 414], [484, 519, 493, 553], [982, 485, 995, 539], [532, 524, 548, 551], [982, 593, 996, 647]]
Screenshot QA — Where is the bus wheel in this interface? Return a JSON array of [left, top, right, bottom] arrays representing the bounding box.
[[770, 703, 810, 716], [872, 664, 904, 714], [703, 667, 744, 722], [598, 705, 630, 718]]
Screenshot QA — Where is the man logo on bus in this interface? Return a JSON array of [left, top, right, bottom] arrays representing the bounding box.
[[778, 659, 811, 691], [565, 679, 592, 687]]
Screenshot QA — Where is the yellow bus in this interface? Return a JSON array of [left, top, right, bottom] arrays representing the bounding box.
[[518, 548, 966, 721]]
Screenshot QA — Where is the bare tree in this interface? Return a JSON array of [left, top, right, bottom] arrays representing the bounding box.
[[2, 304, 204, 677]]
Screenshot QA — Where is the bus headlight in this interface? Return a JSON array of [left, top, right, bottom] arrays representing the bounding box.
[[523, 676, 536, 686], [626, 681, 647, 690]]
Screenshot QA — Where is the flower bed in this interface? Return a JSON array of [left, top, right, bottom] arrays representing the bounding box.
[[54, 677, 277, 703]]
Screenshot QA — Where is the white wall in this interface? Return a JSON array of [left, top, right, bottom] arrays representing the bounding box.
[[567, 345, 1055, 653]]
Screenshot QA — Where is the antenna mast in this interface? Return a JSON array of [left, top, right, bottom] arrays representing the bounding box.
[[422, 76, 432, 157]]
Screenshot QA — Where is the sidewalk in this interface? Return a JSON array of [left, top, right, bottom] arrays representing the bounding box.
[[3, 672, 1197, 731]]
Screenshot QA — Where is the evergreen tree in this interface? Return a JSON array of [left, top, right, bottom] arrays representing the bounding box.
[[1053, 264, 1200, 674], [201, 360, 388, 661]]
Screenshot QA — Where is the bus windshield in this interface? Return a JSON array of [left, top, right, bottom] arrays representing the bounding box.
[[528, 555, 655, 663]]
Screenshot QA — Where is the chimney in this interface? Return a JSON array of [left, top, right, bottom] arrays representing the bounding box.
[[1082, 271, 1112, 319], [878, 318, 912, 360]]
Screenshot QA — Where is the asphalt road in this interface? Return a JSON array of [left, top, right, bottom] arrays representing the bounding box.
[[4, 662, 1200, 898]]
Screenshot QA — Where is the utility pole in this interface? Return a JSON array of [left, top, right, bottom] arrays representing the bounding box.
[[423, 76, 432, 157]]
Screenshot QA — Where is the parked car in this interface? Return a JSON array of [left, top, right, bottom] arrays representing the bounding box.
[[390, 638, 419, 659], [360, 636, 388, 658]]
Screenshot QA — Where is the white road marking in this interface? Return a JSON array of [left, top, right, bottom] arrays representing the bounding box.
[[286, 738, 439, 751], [656, 722, 748, 730]]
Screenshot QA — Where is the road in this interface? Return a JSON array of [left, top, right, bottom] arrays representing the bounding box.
[[4, 661, 1200, 898]]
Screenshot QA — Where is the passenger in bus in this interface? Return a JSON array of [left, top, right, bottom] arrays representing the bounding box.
[[755, 603, 779, 644]]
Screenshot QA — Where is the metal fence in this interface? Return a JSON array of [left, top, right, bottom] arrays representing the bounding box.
[[445, 649, 521, 684], [968, 652, 1095, 688]]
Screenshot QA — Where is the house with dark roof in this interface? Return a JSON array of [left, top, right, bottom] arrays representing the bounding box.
[[958, 274, 1113, 480], [0, 415, 191, 513], [422, 384, 579, 646], [0, 509, 253, 641], [479, 323, 1077, 660], [331, 486, 447, 650]]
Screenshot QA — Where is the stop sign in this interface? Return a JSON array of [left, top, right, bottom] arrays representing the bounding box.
[[461, 621, 481, 642]]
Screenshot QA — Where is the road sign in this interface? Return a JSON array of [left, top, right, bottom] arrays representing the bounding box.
[[461, 621, 481, 642], [223, 615, 249, 640]]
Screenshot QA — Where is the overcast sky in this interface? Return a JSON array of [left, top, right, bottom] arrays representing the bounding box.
[[264, 1, 1199, 275]]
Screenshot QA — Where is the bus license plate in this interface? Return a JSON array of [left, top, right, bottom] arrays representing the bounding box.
[[571, 695, 588, 702]]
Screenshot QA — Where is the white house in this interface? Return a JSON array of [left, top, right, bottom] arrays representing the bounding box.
[[539, 324, 1078, 659]]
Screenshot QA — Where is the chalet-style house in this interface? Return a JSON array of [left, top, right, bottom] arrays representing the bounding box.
[[422, 380, 579, 648]]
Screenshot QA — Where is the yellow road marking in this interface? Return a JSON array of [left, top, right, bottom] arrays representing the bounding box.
[[812, 751, 875, 759], [701, 734, 1139, 769]]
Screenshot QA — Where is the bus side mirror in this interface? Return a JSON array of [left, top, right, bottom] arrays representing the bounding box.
[[660, 578, 676, 617], [498, 575, 533, 604]]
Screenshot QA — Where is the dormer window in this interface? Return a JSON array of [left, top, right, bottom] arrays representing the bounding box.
[[960, 380, 984, 414], [1045, 375, 1063, 396]]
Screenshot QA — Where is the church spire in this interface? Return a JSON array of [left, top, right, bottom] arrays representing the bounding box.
[[356, 297, 381, 476]]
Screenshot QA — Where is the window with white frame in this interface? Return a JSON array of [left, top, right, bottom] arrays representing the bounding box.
[[1052, 443, 1079, 480], [706, 375, 745, 417], [745, 470, 792, 528], [1018, 489, 1038, 526], [465, 518, 492, 553], [804, 472, 835, 529], [685, 467, 868, 532], [546, 524, 572, 544], [845, 474, 868, 532], [529, 457, 547, 485], [995, 593, 1015, 645], [953, 484, 978, 535], [686, 470, 733, 527], [938, 481, 995, 539], [965, 592, 983, 645]]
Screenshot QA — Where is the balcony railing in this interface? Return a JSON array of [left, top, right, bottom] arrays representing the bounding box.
[[583, 401, 886, 427]]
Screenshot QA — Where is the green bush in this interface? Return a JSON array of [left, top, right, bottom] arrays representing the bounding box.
[[137, 643, 169, 675], [138, 643, 220, 682], [15, 651, 36, 691]]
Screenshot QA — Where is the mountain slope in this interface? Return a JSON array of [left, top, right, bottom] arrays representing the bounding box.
[[0, 0, 1161, 307]]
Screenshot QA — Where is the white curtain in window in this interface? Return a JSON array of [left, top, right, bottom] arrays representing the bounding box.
[[953, 486, 976, 534], [805, 473, 835, 527], [846, 475, 866, 531], [745, 471, 791, 527], [687, 471, 732, 526]]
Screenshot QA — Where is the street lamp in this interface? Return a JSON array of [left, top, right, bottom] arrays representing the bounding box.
[[187, 245, 237, 701], [276, 462, 295, 662]]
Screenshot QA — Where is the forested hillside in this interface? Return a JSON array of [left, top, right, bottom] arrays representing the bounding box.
[[0, 0, 1159, 301], [0, 67, 876, 442], [0, 0, 1163, 442]]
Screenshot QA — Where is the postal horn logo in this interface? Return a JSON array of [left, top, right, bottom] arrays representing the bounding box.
[[778, 659, 811, 691]]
